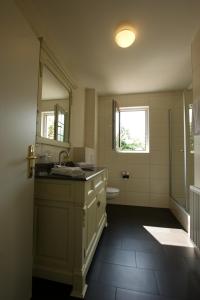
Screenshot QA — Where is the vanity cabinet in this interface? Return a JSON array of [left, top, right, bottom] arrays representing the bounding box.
[[84, 175, 106, 261], [33, 169, 107, 298]]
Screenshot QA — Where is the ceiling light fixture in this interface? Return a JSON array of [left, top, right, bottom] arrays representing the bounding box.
[[115, 25, 136, 48]]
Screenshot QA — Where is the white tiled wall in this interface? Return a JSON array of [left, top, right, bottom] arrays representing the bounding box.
[[35, 143, 73, 163], [98, 91, 183, 208], [192, 29, 200, 188]]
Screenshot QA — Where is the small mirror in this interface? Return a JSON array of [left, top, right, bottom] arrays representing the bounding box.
[[36, 41, 72, 147]]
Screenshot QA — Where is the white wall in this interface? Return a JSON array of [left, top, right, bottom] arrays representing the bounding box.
[[98, 91, 183, 208], [70, 87, 85, 147], [0, 1, 39, 299], [192, 29, 200, 188], [85, 88, 98, 164]]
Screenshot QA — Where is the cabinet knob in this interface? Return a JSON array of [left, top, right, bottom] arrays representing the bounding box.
[[97, 201, 101, 207]]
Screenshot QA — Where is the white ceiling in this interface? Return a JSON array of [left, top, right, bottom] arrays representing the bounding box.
[[18, 0, 200, 95]]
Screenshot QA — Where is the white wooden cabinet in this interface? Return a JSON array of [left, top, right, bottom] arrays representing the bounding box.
[[33, 169, 107, 298]]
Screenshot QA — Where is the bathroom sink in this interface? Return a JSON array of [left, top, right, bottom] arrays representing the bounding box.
[[63, 161, 77, 167], [62, 161, 94, 171]]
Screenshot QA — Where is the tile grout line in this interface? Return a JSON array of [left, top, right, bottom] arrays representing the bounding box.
[[152, 270, 161, 296], [135, 250, 138, 268], [115, 287, 117, 300]]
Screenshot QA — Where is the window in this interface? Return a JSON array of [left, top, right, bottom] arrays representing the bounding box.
[[55, 104, 65, 142], [41, 105, 67, 142], [41, 111, 55, 139], [188, 104, 194, 154], [113, 101, 149, 153]]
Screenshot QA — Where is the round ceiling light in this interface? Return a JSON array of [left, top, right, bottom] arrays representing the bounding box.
[[115, 25, 136, 48]]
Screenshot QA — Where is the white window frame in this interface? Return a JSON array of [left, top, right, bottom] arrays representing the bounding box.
[[113, 104, 149, 153], [41, 111, 55, 139]]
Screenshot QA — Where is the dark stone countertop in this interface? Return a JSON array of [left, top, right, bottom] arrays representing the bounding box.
[[35, 166, 106, 181]]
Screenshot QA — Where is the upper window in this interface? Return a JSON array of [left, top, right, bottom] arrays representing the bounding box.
[[41, 104, 67, 142], [188, 104, 194, 154], [41, 111, 54, 139], [113, 101, 149, 153]]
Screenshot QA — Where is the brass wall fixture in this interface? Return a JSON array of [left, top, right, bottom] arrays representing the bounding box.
[[27, 145, 37, 178]]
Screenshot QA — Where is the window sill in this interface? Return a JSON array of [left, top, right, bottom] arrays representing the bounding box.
[[115, 150, 150, 154]]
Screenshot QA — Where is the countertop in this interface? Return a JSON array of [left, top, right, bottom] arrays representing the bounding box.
[[35, 167, 106, 181]]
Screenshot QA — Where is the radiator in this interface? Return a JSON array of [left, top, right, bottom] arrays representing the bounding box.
[[190, 185, 200, 249]]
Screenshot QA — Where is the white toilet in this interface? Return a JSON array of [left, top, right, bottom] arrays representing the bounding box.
[[106, 187, 120, 200]]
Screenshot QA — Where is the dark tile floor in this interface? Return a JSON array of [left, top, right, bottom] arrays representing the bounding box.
[[32, 204, 200, 300]]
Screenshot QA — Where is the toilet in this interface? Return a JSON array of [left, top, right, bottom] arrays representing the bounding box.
[[106, 187, 120, 200]]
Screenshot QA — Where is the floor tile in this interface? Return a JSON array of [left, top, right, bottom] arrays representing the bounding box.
[[183, 256, 200, 273], [116, 288, 176, 300], [85, 282, 116, 300], [164, 245, 198, 258], [155, 270, 200, 299], [98, 246, 136, 267], [86, 261, 102, 282], [136, 251, 186, 271], [122, 238, 163, 253], [97, 262, 159, 294], [99, 232, 122, 249], [33, 205, 200, 300], [32, 277, 72, 299]]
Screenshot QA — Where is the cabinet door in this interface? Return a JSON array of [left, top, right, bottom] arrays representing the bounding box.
[[85, 195, 97, 258], [96, 186, 106, 230], [33, 202, 73, 272]]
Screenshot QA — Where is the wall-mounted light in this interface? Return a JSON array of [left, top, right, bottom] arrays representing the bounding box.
[[115, 24, 136, 48]]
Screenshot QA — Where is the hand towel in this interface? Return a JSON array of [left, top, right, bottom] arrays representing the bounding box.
[[51, 166, 85, 177]]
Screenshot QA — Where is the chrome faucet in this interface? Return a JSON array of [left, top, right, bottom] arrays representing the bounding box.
[[58, 148, 71, 165]]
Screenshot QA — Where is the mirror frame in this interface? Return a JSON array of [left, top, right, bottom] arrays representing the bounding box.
[[36, 38, 75, 148]]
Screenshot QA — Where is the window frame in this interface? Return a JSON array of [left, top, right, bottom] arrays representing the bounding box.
[[113, 103, 149, 153], [41, 110, 55, 140], [54, 104, 66, 142]]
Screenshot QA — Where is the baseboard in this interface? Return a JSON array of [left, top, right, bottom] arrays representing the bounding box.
[[107, 200, 168, 208], [169, 197, 189, 232]]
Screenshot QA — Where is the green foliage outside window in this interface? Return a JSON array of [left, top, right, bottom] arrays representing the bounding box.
[[120, 126, 144, 151], [48, 124, 54, 139]]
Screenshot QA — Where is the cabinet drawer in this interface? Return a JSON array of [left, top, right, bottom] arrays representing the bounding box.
[[35, 181, 71, 202], [93, 174, 104, 192], [85, 172, 105, 199], [85, 180, 95, 205], [85, 180, 94, 195]]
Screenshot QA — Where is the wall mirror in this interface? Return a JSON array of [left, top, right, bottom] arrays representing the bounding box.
[[36, 40, 73, 147]]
